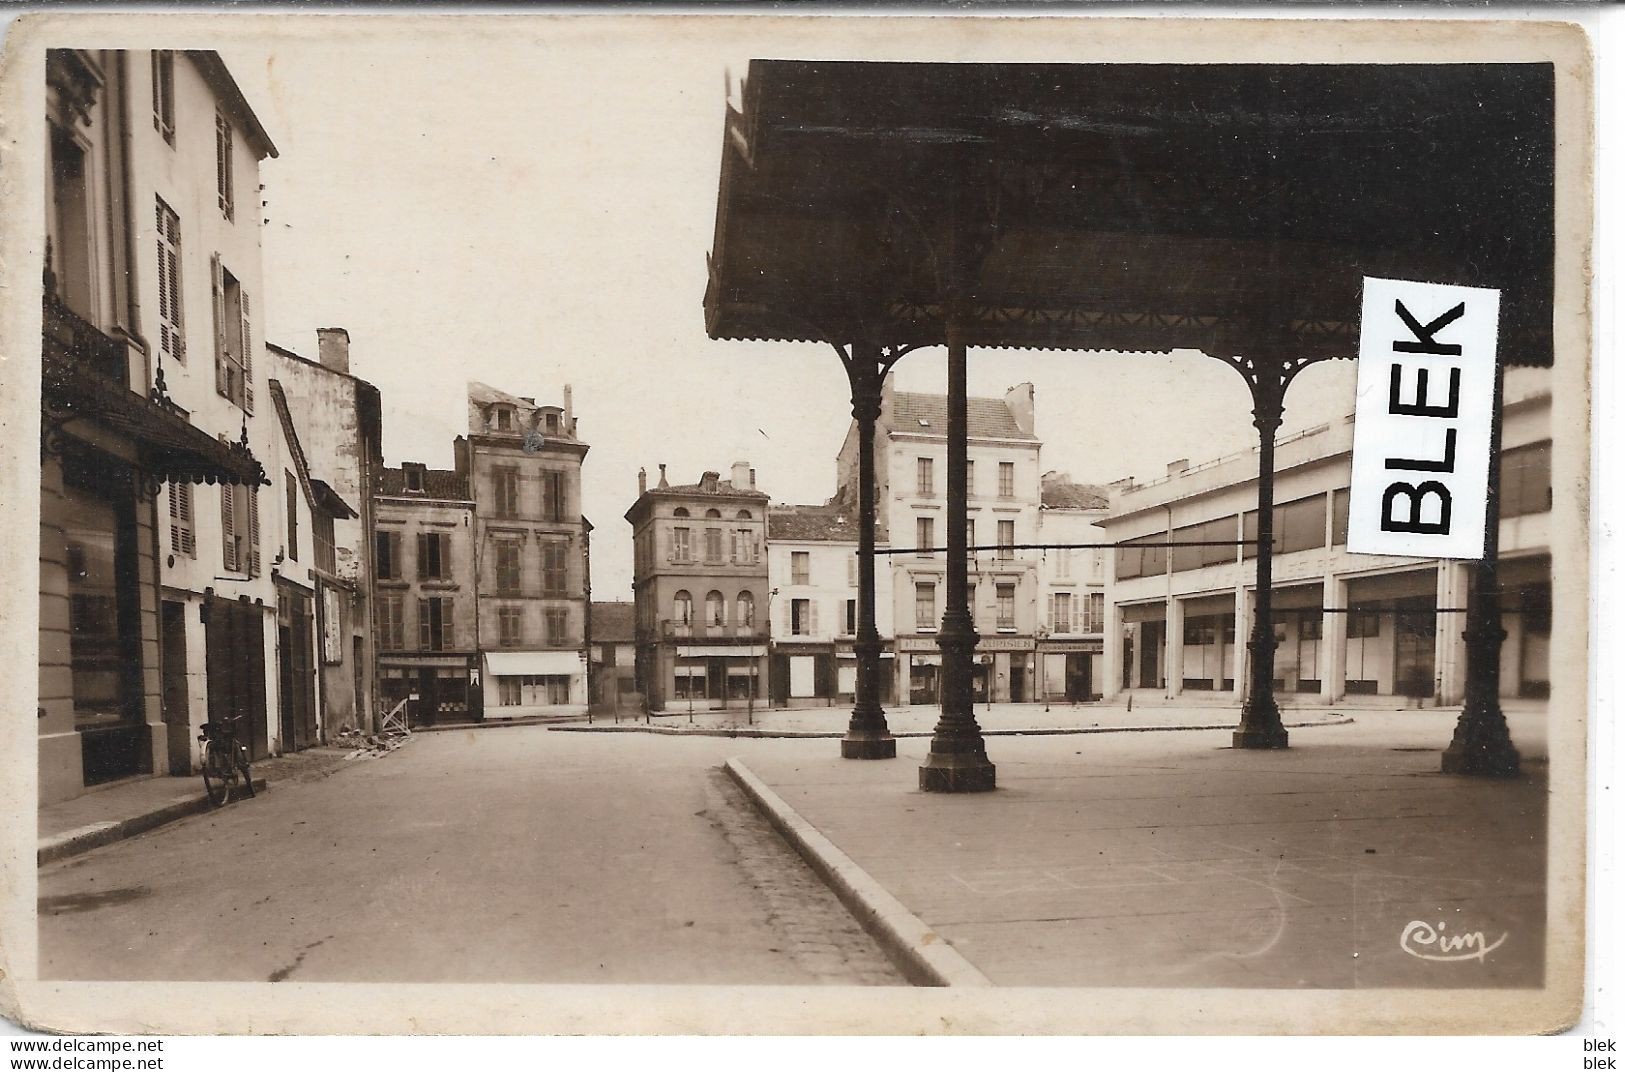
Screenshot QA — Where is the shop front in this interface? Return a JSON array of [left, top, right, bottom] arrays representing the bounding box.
[[381, 654, 478, 726], [483, 649, 586, 718], [1039, 638, 1104, 702]]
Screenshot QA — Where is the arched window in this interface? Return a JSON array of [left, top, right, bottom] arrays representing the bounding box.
[[736, 509, 752, 520], [673, 590, 692, 625], [705, 508, 722, 519], [736, 590, 755, 628], [673, 507, 690, 518], [706, 590, 726, 627]]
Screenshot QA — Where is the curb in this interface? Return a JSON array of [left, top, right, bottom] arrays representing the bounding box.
[[414, 715, 583, 733], [724, 756, 991, 988], [554, 716, 1355, 740], [38, 778, 269, 866]]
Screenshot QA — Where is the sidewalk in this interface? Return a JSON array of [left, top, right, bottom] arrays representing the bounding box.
[[38, 738, 407, 865], [553, 701, 1355, 738], [726, 708, 1551, 991]]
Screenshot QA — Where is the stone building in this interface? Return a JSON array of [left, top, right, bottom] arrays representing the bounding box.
[[38, 50, 272, 801], [455, 382, 591, 717], [1098, 369, 1552, 706], [1035, 473, 1112, 703], [835, 382, 1044, 705], [587, 601, 638, 711], [374, 463, 479, 725], [765, 503, 895, 707], [269, 331, 383, 735], [627, 464, 770, 711]]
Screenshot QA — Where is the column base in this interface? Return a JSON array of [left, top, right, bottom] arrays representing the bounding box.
[[919, 752, 996, 793], [1232, 725, 1289, 750], [1440, 739, 1521, 778], [841, 732, 897, 760]]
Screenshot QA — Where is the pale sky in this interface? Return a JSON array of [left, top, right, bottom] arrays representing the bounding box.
[[222, 33, 1363, 599]]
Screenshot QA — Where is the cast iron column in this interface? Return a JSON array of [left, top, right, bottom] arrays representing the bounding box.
[[1234, 367, 1290, 750], [842, 345, 897, 759], [1441, 358, 1520, 776], [920, 309, 996, 791]]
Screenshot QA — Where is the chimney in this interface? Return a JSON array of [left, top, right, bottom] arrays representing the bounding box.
[[657, 464, 669, 490], [1004, 382, 1036, 436], [749, 467, 756, 489], [316, 328, 350, 375], [563, 384, 574, 431], [731, 461, 750, 489], [638, 467, 647, 496], [1166, 459, 1189, 476]]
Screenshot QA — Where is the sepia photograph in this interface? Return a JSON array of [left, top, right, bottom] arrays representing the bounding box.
[[0, 11, 1595, 1037]]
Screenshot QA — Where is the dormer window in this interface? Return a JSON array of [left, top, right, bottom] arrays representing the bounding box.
[[493, 406, 513, 433], [545, 412, 559, 434], [405, 467, 424, 493]]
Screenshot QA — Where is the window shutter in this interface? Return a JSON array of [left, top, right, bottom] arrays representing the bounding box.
[[1048, 593, 1057, 631], [247, 486, 261, 577], [239, 290, 253, 413], [211, 255, 227, 397], [808, 601, 819, 636], [418, 599, 430, 650], [783, 599, 792, 634], [220, 482, 236, 572], [169, 481, 181, 551], [417, 533, 429, 580], [441, 600, 452, 650]]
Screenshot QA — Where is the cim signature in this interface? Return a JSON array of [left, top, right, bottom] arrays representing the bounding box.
[[1400, 920, 1509, 963]]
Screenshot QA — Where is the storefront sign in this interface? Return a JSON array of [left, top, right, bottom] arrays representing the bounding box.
[[1039, 640, 1103, 654], [1349, 276, 1499, 559], [896, 635, 1033, 653]]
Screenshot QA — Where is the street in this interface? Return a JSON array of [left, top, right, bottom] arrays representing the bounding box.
[[38, 728, 902, 985]]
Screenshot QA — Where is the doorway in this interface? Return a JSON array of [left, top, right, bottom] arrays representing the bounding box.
[[160, 600, 191, 774]]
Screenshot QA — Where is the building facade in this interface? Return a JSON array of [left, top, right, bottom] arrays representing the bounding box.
[[38, 50, 273, 802], [374, 463, 479, 726], [269, 330, 383, 736], [836, 382, 1044, 705], [588, 601, 638, 711], [1099, 369, 1553, 707], [766, 504, 896, 706], [628, 463, 770, 711], [1035, 473, 1112, 703], [455, 382, 590, 717]]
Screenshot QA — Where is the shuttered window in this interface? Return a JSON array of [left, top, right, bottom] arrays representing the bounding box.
[[495, 539, 521, 593], [155, 198, 183, 363], [168, 481, 195, 558], [215, 112, 234, 219], [418, 597, 451, 651], [151, 51, 175, 143], [212, 257, 252, 412], [219, 482, 260, 577], [540, 540, 567, 596], [285, 471, 299, 561], [378, 594, 404, 650], [375, 530, 402, 580], [418, 531, 448, 581]]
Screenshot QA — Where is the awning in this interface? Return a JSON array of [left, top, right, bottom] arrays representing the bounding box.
[[676, 645, 766, 658], [483, 651, 582, 677], [42, 309, 267, 487]]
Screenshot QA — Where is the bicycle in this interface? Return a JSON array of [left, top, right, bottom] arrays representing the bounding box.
[[198, 715, 255, 807]]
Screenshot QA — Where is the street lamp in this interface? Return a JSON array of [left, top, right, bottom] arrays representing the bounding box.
[[763, 587, 780, 713]]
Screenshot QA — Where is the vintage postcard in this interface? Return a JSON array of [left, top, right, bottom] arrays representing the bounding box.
[[0, 12, 1594, 1035]]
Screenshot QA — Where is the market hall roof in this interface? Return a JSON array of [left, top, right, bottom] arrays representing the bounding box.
[[705, 60, 1554, 366]]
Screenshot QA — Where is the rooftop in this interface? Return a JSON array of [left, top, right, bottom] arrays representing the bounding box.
[[590, 602, 636, 643], [768, 505, 861, 543], [1040, 475, 1112, 511], [884, 391, 1036, 442], [378, 465, 470, 501]]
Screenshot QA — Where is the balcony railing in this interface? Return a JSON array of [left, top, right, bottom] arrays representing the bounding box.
[[43, 297, 129, 389]]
